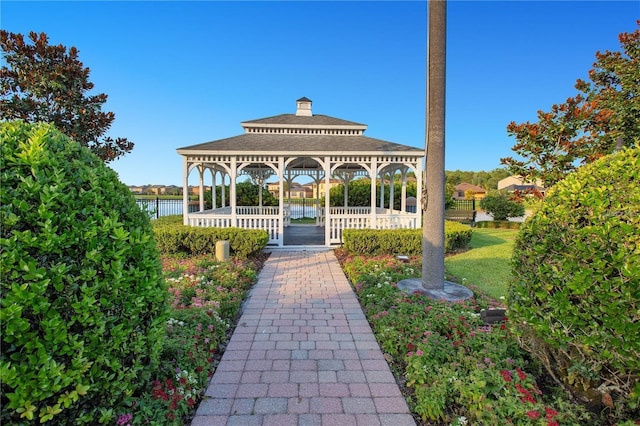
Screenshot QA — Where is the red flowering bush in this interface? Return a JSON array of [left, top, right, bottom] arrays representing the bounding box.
[[339, 252, 596, 425], [117, 253, 261, 425]]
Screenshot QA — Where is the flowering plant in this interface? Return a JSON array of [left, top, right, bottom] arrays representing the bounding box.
[[339, 251, 595, 425], [116, 253, 261, 425]]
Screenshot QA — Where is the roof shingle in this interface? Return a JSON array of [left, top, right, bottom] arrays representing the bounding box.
[[177, 134, 422, 154]]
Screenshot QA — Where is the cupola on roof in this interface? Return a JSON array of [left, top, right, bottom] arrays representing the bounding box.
[[296, 97, 312, 116]]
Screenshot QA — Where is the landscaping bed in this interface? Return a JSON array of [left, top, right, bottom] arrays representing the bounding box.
[[335, 249, 600, 425], [120, 252, 268, 425]]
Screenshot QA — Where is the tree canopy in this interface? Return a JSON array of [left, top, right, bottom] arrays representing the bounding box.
[[0, 30, 132, 162], [444, 168, 510, 193], [501, 22, 640, 187]]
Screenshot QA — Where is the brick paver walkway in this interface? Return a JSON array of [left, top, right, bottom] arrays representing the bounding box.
[[191, 249, 416, 426]]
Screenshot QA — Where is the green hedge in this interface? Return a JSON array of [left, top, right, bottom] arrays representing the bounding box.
[[475, 220, 521, 229], [152, 214, 183, 226], [509, 147, 639, 418], [343, 221, 473, 255], [153, 225, 268, 258], [1, 121, 168, 424]]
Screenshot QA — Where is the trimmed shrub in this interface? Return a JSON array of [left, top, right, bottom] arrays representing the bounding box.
[[475, 220, 521, 229], [508, 147, 640, 418], [153, 225, 268, 258], [0, 121, 168, 424], [152, 214, 183, 226], [480, 191, 525, 220], [343, 221, 473, 255]]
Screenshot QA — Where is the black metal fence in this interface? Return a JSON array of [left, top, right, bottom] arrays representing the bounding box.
[[135, 198, 198, 219], [287, 198, 317, 219], [450, 199, 476, 210]]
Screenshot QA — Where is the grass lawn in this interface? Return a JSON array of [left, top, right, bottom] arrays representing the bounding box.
[[444, 227, 519, 299], [290, 217, 316, 224]]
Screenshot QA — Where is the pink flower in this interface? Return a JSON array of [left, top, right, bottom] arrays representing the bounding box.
[[416, 349, 424, 356], [117, 414, 133, 426], [526, 410, 540, 419]]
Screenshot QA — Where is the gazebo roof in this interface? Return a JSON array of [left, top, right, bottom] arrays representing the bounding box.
[[178, 97, 422, 156], [241, 113, 366, 128], [177, 133, 423, 154]]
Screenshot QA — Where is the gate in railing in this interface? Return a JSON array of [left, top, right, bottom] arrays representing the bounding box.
[[285, 198, 318, 219]]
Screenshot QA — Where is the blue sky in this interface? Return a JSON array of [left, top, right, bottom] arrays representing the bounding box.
[[2, 1, 638, 186]]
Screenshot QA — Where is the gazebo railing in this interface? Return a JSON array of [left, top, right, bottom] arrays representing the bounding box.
[[327, 212, 419, 245], [186, 205, 418, 246], [187, 206, 285, 245], [317, 207, 406, 226]]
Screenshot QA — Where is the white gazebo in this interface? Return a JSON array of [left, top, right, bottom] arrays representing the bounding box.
[[177, 97, 424, 247]]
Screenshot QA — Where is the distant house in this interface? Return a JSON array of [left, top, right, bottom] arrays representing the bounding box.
[[148, 185, 168, 195], [267, 182, 314, 199], [498, 176, 545, 195], [189, 185, 211, 196], [452, 182, 486, 200], [312, 179, 342, 198]]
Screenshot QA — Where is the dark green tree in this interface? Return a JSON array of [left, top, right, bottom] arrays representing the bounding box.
[[205, 181, 277, 208], [0, 31, 133, 162], [479, 191, 525, 221], [328, 179, 417, 209]]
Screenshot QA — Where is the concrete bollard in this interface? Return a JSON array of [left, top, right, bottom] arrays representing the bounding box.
[[215, 240, 230, 261]]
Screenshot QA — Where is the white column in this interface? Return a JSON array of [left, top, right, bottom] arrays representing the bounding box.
[[182, 156, 189, 225], [380, 171, 385, 209], [315, 171, 322, 226], [221, 172, 226, 208], [230, 157, 237, 226], [370, 158, 377, 228], [212, 170, 217, 210], [324, 156, 331, 246], [278, 157, 285, 246], [389, 170, 395, 212], [401, 167, 408, 213], [198, 166, 205, 212]]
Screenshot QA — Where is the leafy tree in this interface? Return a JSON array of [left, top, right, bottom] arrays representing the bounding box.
[[329, 179, 373, 207], [235, 181, 278, 206], [445, 168, 510, 191], [501, 22, 640, 187], [204, 181, 277, 208], [0, 30, 132, 162], [328, 178, 417, 209], [479, 191, 525, 221]]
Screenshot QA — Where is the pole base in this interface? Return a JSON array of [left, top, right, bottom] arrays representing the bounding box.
[[397, 278, 474, 301]]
